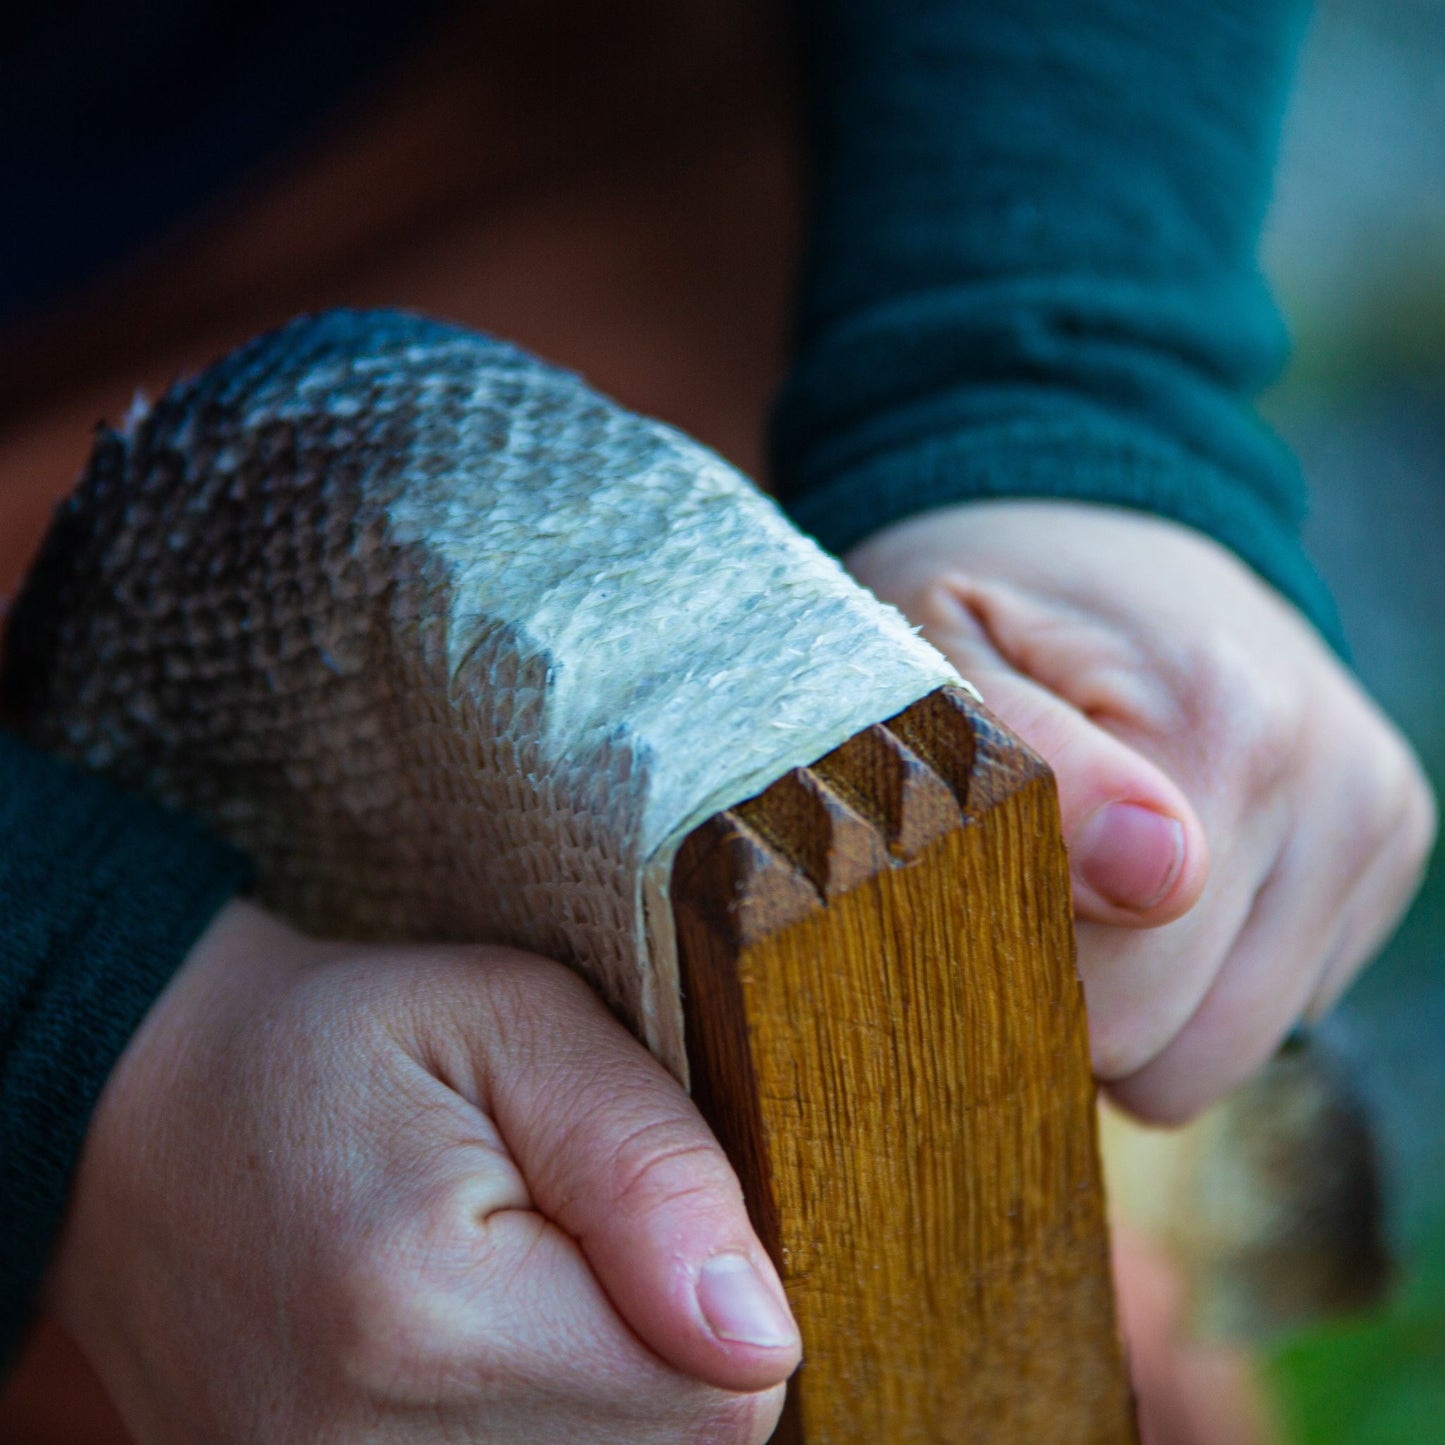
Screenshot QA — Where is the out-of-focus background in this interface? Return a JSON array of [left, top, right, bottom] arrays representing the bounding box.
[[1259, 0, 1445, 1438]]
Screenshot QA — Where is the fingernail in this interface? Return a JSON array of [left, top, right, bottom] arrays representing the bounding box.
[[697, 1253, 799, 1349], [1075, 803, 1185, 912]]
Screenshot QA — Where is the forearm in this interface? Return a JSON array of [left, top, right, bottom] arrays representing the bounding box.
[[774, 0, 1343, 647]]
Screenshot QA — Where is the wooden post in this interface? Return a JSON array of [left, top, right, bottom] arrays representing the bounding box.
[[672, 686, 1137, 1443]]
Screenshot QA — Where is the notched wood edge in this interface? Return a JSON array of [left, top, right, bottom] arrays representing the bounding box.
[[812, 722, 963, 859], [735, 767, 890, 897], [671, 809, 821, 947], [674, 685, 1054, 952], [878, 685, 977, 809], [883, 684, 1051, 822], [670, 683, 1130, 1444]]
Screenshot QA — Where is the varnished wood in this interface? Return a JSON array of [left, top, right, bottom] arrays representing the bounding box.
[[673, 686, 1137, 1443]]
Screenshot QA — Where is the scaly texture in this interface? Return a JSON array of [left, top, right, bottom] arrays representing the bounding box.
[[3, 309, 958, 1077]]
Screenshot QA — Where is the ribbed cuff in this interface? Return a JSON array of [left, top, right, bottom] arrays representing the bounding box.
[[0, 735, 253, 1372]]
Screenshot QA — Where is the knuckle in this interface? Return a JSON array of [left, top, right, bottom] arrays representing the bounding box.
[[319, 1245, 434, 1397], [316, 1194, 498, 1400], [1176, 629, 1301, 790], [913, 575, 984, 637], [1087, 1005, 1169, 1087], [1350, 778, 1404, 868], [1409, 797, 1439, 881], [1088, 1025, 1141, 1085], [480, 948, 601, 1035], [606, 1112, 737, 1218], [482, 943, 589, 996], [1351, 734, 1436, 877], [1396, 754, 1438, 872]]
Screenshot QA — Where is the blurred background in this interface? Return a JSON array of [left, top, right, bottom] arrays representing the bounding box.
[[1260, 0, 1445, 1437]]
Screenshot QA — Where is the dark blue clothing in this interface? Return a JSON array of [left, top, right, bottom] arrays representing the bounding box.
[[774, 0, 1339, 642], [0, 738, 251, 1362]]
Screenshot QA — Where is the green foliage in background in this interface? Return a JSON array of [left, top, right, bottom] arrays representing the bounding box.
[[1267, 1216, 1445, 1444]]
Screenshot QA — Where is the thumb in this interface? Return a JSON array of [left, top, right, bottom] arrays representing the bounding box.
[[474, 956, 802, 1394], [918, 586, 1209, 926]]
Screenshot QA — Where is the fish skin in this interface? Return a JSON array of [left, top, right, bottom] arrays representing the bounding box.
[[1, 308, 955, 1076]]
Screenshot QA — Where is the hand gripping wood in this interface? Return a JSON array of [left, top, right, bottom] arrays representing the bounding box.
[[2, 312, 1135, 1442]]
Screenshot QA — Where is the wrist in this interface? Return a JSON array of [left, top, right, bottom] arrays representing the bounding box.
[[44, 901, 310, 1344]]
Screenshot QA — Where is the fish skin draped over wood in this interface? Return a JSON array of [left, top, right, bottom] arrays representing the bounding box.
[[4, 308, 959, 1079]]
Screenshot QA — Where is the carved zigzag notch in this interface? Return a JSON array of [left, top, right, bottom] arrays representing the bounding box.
[[668, 682, 1130, 1443], [671, 810, 821, 948], [736, 684, 981, 886], [811, 722, 963, 861], [675, 686, 995, 950], [886, 684, 1048, 820], [735, 767, 890, 897]]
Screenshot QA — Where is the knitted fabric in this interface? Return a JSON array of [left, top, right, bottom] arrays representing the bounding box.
[[0, 734, 251, 1368], [774, 0, 1344, 651]]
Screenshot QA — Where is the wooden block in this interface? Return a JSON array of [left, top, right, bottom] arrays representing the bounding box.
[[672, 685, 1137, 1443]]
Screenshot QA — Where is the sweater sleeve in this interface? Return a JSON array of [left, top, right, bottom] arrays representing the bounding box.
[[772, 0, 1344, 649], [0, 732, 252, 1371]]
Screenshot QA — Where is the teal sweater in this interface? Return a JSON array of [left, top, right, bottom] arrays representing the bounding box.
[[0, 738, 250, 1361], [774, 0, 1338, 640], [0, 0, 1333, 1369]]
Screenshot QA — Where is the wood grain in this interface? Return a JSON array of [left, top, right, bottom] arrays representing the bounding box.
[[673, 686, 1137, 1443]]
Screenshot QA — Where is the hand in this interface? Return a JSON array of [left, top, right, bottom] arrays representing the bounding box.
[[1111, 1225, 1273, 1445], [847, 501, 1436, 1122], [46, 902, 798, 1443]]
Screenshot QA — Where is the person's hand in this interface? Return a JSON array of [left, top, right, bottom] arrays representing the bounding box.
[[45, 901, 798, 1444], [1111, 1225, 1274, 1445], [847, 501, 1436, 1122]]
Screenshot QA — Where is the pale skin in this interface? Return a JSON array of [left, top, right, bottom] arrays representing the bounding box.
[[847, 501, 1438, 1123], [41, 499, 1435, 1443], [48, 906, 796, 1445]]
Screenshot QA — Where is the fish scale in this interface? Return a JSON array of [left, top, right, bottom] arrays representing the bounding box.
[[2, 308, 958, 1079]]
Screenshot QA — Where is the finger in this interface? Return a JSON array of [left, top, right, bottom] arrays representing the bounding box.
[[1109, 722, 1435, 1122], [1106, 902, 1329, 1126], [1305, 747, 1437, 1019], [1106, 921, 1318, 1124], [467, 954, 802, 1395], [1105, 808, 1362, 1121], [336, 1136, 785, 1441], [1070, 754, 1298, 1086], [912, 584, 1208, 925], [459, 1215, 787, 1442], [1075, 887, 1255, 1087]]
